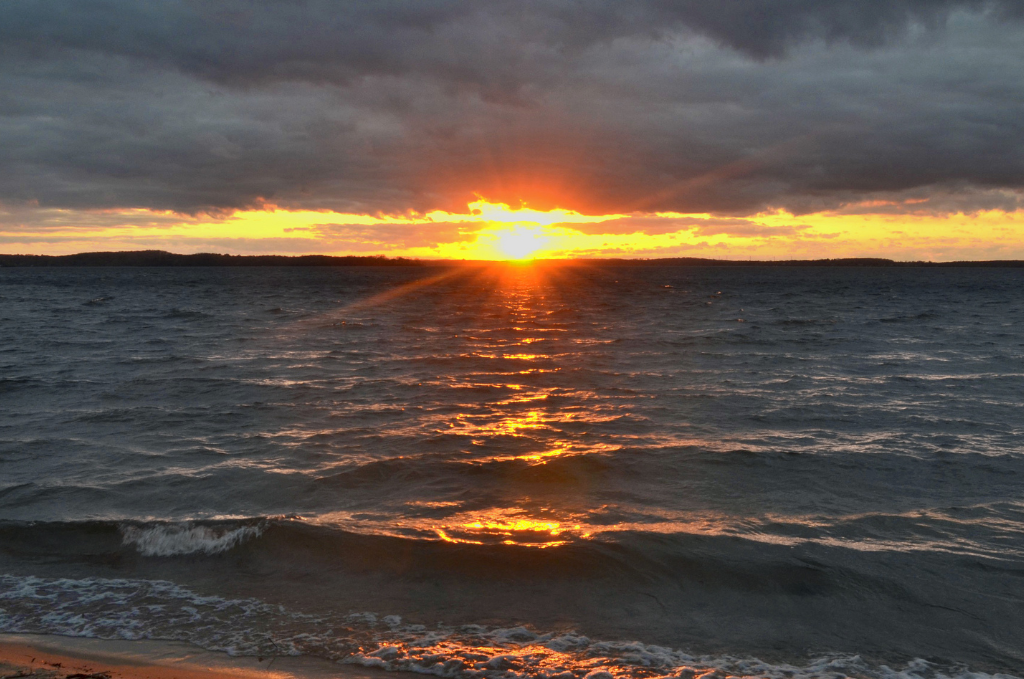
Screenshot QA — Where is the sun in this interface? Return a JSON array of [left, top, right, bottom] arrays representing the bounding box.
[[490, 224, 549, 260], [424, 199, 622, 260]]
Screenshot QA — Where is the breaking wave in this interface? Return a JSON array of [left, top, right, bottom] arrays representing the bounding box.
[[120, 522, 264, 556]]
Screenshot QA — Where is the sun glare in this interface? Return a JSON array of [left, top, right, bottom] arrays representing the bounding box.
[[488, 225, 549, 260], [446, 199, 620, 260]]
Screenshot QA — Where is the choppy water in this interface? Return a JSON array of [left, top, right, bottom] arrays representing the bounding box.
[[1, 265, 1023, 678]]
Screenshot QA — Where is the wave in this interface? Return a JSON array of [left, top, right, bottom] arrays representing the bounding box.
[[0, 574, 1015, 679], [1, 518, 1022, 673], [119, 522, 264, 556], [4, 514, 1023, 581]]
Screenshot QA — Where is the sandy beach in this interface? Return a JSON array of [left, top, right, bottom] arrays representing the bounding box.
[[0, 635, 383, 679]]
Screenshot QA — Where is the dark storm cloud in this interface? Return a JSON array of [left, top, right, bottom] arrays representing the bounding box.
[[3, 1, 1012, 82], [1, 0, 1022, 218]]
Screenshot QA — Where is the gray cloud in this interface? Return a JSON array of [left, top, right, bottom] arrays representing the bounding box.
[[3, 1, 1013, 82], [0, 1, 1022, 218]]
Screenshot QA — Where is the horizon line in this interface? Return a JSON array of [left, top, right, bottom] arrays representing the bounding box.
[[2, 250, 1024, 268]]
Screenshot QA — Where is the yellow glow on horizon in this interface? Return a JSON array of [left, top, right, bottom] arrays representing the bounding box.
[[3, 198, 1024, 261]]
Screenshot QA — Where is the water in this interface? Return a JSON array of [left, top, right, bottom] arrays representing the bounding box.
[[1, 265, 1022, 678]]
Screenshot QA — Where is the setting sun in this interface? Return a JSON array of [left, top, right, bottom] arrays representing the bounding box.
[[487, 225, 549, 260], [438, 199, 621, 260]]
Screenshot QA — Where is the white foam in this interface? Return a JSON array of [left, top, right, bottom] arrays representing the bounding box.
[[120, 523, 263, 556], [0, 575, 1018, 679]]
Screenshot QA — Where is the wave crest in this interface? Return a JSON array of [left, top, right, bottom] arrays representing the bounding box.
[[120, 522, 262, 556]]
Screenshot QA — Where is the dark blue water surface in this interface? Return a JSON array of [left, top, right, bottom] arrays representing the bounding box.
[[1, 265, 1023, 678]]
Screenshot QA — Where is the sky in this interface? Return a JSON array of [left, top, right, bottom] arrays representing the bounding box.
[[2, 0, 1023, 260]]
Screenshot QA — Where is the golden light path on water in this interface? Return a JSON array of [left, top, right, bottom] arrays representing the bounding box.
[[288, 262, 725, 550], [428, 264, 587, 547], [283, 263, 610, 548]]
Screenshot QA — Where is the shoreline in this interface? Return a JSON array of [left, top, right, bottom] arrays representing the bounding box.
[[2, 251, 1024, 267], [0, 634, 384, 679]]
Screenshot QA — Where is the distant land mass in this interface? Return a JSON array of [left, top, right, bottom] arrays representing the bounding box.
[[1, 250, 1023, 267], [0, 251, 424, 267]]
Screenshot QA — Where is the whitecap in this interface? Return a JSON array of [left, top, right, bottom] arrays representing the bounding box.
[[120, 523, 262, 556]]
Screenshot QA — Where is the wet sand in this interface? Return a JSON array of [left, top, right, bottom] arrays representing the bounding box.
[[0, 635, 383, 679]]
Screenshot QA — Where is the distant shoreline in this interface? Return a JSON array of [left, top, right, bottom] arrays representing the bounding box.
[[1, 250, 1023, 267]]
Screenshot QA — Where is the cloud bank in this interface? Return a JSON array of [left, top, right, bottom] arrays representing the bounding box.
[[1, 1, 1023, 230]]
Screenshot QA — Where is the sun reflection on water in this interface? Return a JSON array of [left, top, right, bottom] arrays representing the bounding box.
[[433, 509, 583, 548], [417, 266, 610, 548], [301, 264, 634, 549]]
